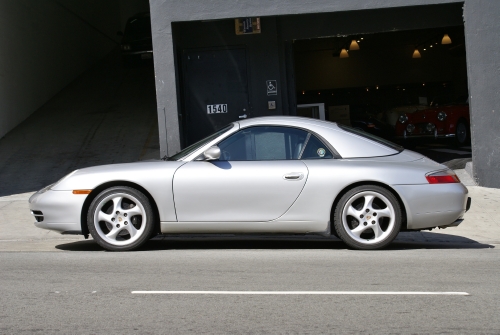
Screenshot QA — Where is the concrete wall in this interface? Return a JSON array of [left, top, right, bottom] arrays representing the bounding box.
[[0, 0, 120, 140], [464, 0, 500, 187]]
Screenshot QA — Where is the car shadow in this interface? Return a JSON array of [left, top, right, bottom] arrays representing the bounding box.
[[55, 231, 494, 252]]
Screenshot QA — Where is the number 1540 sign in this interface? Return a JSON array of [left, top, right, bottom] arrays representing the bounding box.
[[207, 104, 228, 114]]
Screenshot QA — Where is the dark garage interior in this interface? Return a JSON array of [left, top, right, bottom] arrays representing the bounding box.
[[294, 25, 470, 165]]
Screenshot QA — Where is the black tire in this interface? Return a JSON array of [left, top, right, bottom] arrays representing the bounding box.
[[87, 186, 155, 251], [455, 121, 470, 147], [333, 185, 402, 250]]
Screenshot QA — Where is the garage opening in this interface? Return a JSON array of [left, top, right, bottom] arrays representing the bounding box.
[[294, 25, 470, 167]]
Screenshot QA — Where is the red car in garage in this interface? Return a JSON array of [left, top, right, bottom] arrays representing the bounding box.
[[395, 102, 470, 146]]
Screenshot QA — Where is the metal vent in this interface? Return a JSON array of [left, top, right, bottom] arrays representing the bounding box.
[[31, 210, 44, 222]]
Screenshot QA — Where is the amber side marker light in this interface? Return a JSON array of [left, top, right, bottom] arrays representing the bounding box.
[[73, 190, 92, 194], [426, 170, 460, 184]]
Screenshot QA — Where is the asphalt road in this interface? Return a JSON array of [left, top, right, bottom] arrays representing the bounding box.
[[1, 239, 499, 334]]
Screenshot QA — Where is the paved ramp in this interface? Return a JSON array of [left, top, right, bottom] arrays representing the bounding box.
[[0, 52, 159, 197]]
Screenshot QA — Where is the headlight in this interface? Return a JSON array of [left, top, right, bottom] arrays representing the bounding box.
[[399, 114, 408, 124], [437, 111, 447, 121], [406, 124, 415, 133], [426, 123, 436, 132], [44, 170, 78, 191], [121, 44, 131, 51]]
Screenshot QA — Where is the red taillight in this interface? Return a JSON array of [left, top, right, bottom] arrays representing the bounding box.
[[425, 170, 460, 184]]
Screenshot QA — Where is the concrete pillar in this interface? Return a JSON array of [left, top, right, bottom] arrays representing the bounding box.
[[464, 0, 500, 187], [150, 7, 181, 157]]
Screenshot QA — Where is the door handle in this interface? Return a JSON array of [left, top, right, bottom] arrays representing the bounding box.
[[239, 114, 247, 119], [283, 173, 304, 180]]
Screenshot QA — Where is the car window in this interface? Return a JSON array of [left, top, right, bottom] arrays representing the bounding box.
[[337, 124, 403, 152], [167, 124, 234, 161], [300, 134, 333, 159], [218, 126, 308, 161]]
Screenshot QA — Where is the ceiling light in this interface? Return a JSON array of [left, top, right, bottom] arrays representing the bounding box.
[[349, 40, 360, 50], [340, 48, 349, 58], [441, 34, 452, 44], [412, 49, 421, 58]]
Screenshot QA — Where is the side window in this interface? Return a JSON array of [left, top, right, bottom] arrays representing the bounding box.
[[218, 126, 308, 161], [300, 134, 333, 159]]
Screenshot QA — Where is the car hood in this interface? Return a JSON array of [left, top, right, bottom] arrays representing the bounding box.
[[406, 107, 440, 121], [52, 160, 185, 191]]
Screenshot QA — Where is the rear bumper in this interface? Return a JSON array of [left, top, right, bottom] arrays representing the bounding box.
[[439, 218, 463, 229], [393, 183, 469, 230], [438, 197, 472, 227]]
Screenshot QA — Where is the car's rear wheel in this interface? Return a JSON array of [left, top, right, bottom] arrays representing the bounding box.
[[334, 185, 402, 250], [87, 186, 155, 251]]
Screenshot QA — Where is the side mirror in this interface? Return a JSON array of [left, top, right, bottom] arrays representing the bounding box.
[[203, 146, 221, 161]]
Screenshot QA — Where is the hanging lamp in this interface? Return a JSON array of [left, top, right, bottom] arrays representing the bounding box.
[[441, 34, 452, 44], [349, 40, 360, 50]]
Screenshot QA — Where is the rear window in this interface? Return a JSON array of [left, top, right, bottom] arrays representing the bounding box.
[[337, 124, 403, 153]]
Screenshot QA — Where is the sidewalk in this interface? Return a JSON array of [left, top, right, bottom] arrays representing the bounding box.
[[0, 168, 498, 251]]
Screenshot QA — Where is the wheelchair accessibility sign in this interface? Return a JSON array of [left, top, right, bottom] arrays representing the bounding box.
[[266, 80, 277, 95]]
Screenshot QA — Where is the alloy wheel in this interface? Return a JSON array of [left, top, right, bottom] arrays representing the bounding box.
[[93, 192, 148, 246], [341, 191, 396, 245]]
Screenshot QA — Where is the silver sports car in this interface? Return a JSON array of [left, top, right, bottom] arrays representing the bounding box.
[[29, 116, 471, 251]]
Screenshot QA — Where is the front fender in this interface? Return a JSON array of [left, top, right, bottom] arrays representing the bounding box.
[[53, 161, 185, 221]]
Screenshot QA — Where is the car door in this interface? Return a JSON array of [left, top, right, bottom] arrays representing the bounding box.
[[173, 126, 310, 222]]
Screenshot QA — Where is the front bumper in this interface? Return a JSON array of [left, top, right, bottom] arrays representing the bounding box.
[[395, 130, 455, 139], [29, 190, 87, 234]]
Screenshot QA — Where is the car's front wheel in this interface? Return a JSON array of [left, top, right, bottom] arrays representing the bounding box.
[[87, 186, 155, 251], [333, 185, 402, 250]]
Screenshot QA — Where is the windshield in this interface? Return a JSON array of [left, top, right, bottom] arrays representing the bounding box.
[[337, 124, 403, 152], [167, 124, 235, 161]]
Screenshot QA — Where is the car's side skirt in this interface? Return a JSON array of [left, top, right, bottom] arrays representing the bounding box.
[[160, 221, 327, 234]]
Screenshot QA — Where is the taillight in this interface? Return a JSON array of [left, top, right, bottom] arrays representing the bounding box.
[[425, 170, 460, 184]]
